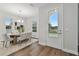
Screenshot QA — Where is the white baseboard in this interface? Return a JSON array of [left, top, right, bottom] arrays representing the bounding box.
[[38, 42, 46, 46], [62, 49, 78, 55], [39, 42, 78, 55]]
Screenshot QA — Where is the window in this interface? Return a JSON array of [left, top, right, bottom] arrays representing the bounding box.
[[4, 16, 12, 25], [32, 21, 37, 32], [48, 10, 58, 37], [4, 16, 12, 33]]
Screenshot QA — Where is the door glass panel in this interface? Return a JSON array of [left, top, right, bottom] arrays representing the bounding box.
[[48, 10, 58, 37]]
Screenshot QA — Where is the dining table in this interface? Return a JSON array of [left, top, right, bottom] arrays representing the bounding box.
[[7, 33, 20, 45]]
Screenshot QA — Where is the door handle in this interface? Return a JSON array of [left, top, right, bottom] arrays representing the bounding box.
[[58, 30, 62, 34]]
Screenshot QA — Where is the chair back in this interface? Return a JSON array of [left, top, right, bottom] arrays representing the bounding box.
[[6, 34, 13, 41], [0, 33, 9, 41], [26, 32, 32, 38], [19, 33, 27, 40]]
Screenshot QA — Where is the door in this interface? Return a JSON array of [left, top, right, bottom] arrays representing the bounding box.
[[47, 9, 63, 49]]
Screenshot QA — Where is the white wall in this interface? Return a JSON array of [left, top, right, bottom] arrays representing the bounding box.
[[63, 3, 78, 55], [24, 17, 32, 33], [39, 5, 48, 45], [78, 5, 79, 45]]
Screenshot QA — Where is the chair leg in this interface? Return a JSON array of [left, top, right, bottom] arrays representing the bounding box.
[[0, 41, 6, 48], [5, 41, 11, 48], [2, 41, 7, 48], [3, 41, 6, 47], [18, 40, 22, 46], [29, 38, 31, 42], [5, 41, 7, 48]]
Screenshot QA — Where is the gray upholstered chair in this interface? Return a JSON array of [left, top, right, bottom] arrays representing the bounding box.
[[26, 32, 32, 42], [0, 33, 13, 48], [17, 33, 27, 44], [17, 32, 32, 45]]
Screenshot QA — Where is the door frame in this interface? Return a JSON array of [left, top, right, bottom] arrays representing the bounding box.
[[46, 6, 63, 50]]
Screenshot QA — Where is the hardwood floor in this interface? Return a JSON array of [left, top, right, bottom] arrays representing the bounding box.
[[9, 42, 76, 56]]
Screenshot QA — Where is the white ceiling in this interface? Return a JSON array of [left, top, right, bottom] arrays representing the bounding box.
[[0, 3, 48, 18]]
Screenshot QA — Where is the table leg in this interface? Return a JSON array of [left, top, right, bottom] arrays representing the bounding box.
[[13, 36, 17, 45]]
